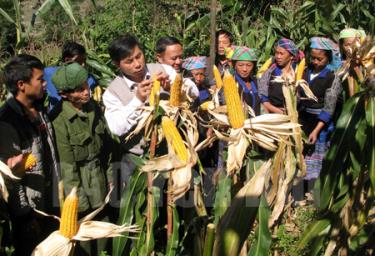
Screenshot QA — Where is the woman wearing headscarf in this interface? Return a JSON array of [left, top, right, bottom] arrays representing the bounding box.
[[231, 46, 261, 115], [182, 56, 213, 106], [182, 56, 218, 167], [298, 37, 339, 180], [321, 28, 366, 124], [258, 38, 304, 114]]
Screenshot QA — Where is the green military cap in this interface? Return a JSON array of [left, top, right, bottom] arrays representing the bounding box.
[[231, 46, 258, 61], [52, 62, 88, 91]]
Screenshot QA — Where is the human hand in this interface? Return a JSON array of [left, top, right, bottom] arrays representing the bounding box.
[[308, 131, 318, 144], [6, 154, 24, 170], [136, 79, 153, 102], [155, 72, 170, 91]]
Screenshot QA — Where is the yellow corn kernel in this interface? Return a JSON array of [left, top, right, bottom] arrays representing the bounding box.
[[257, 57, 273, 78], [161, 117, 188, 162], [59, 187, 79, 239], [200, 101, 211, 111], [213, 65, 223, 89], [149, 75, 161, 106], [24, 153, 37, 170], [169, 74, 182, 107], [295, 58, 306, 81], [223, 71, 245, 129], [15, 153, 37, 174]]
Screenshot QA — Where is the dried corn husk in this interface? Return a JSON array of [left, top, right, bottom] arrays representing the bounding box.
[[0, 160, 20, 201], [32, 188, 140, 256]]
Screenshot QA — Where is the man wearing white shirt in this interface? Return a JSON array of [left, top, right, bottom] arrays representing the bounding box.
[[103, 34, 173, 191], [155, 36, 199, 101]]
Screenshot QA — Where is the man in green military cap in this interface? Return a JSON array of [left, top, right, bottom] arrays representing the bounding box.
[[51, 62, 113, 255]]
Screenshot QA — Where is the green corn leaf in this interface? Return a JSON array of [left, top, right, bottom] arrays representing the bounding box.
[[0, 7, 16, 24], [213, 174, 232, 225], [349, 117, 367, 177], [145, 186, 160, 254], [248, 195, 271, 256], [366, 96, 375, 193], [113, 166, 147, 256], [57, 0, 78, 25], [319, 94, 364, 211], [298, 218, 331, 249], [130, 189, 147, 256], [165, 207, 180, 256], [213, 161, 271, 256], [309, 235, 326, 256], [86, 58, 116, 77], [30, 0, 56, 27]]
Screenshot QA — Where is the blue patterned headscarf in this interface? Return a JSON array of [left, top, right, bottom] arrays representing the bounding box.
[[182, 56, 207, 70], [310, 37, 341, 71]]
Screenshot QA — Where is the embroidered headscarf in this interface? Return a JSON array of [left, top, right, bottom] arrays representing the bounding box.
[[182, 56, 207, 70], [276, 38, 298, 56], [231, 46, 258, 61], [339, 28, 361, 39]]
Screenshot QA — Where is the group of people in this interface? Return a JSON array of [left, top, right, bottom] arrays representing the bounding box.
[[0, 27, 366, 255]]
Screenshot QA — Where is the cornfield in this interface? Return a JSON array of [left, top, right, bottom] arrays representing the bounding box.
[[0, 0, 374, 255]]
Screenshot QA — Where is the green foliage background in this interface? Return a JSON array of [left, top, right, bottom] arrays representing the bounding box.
[[1, 0, 375, 66]]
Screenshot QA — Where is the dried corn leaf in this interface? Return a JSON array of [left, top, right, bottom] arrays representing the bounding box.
[[227, 131, 250, 175], [268, 145, 297, 227], [73, 222, 140, 241], [267, 142, 286, 206], [32, 231, 73, 256], [0, 160, 20, 201]]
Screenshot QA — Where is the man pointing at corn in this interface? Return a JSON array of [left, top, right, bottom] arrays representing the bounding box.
[[103, 34, 176, 192]]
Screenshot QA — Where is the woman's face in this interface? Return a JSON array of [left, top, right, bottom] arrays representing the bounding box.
[[310, 49, 329, 72], [234, 61, 254, 79], [191, 68, 206, 86], [274, 46, 293, 68], [342, 37, 357, 57]]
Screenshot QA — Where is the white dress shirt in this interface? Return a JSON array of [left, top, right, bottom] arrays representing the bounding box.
[[103, 64, 177, 137]]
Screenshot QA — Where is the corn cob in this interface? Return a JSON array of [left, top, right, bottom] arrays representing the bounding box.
[[161, 117, 188, 162], [213, 65, 223, 89], [200, 101, 211, 111], [295, 58, 306, 81], [149, 75, 160, 106], [15, 153, 37, 174], [92, 86, 102, 102], [223, 71, 245, 129], [257, 57, 273, 78], [59, 187, 79, 239], [169, 74, 182, 107]]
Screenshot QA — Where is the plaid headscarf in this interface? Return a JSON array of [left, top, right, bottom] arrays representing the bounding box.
[[276, 38, 298, 56], [231, 46, 258, 61], [310, 37, 341, 71], [182, 56, 207, 70]]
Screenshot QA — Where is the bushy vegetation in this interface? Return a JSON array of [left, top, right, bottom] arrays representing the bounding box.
[[0, 0, 374, 255]]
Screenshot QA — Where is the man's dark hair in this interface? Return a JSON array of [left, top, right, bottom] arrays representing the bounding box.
[[108, 34, 143, 63], [3, 54, 44, 95], [155, 36, 182, 54], [62, 41, 86, 61], [216, 29, 234, 44]]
